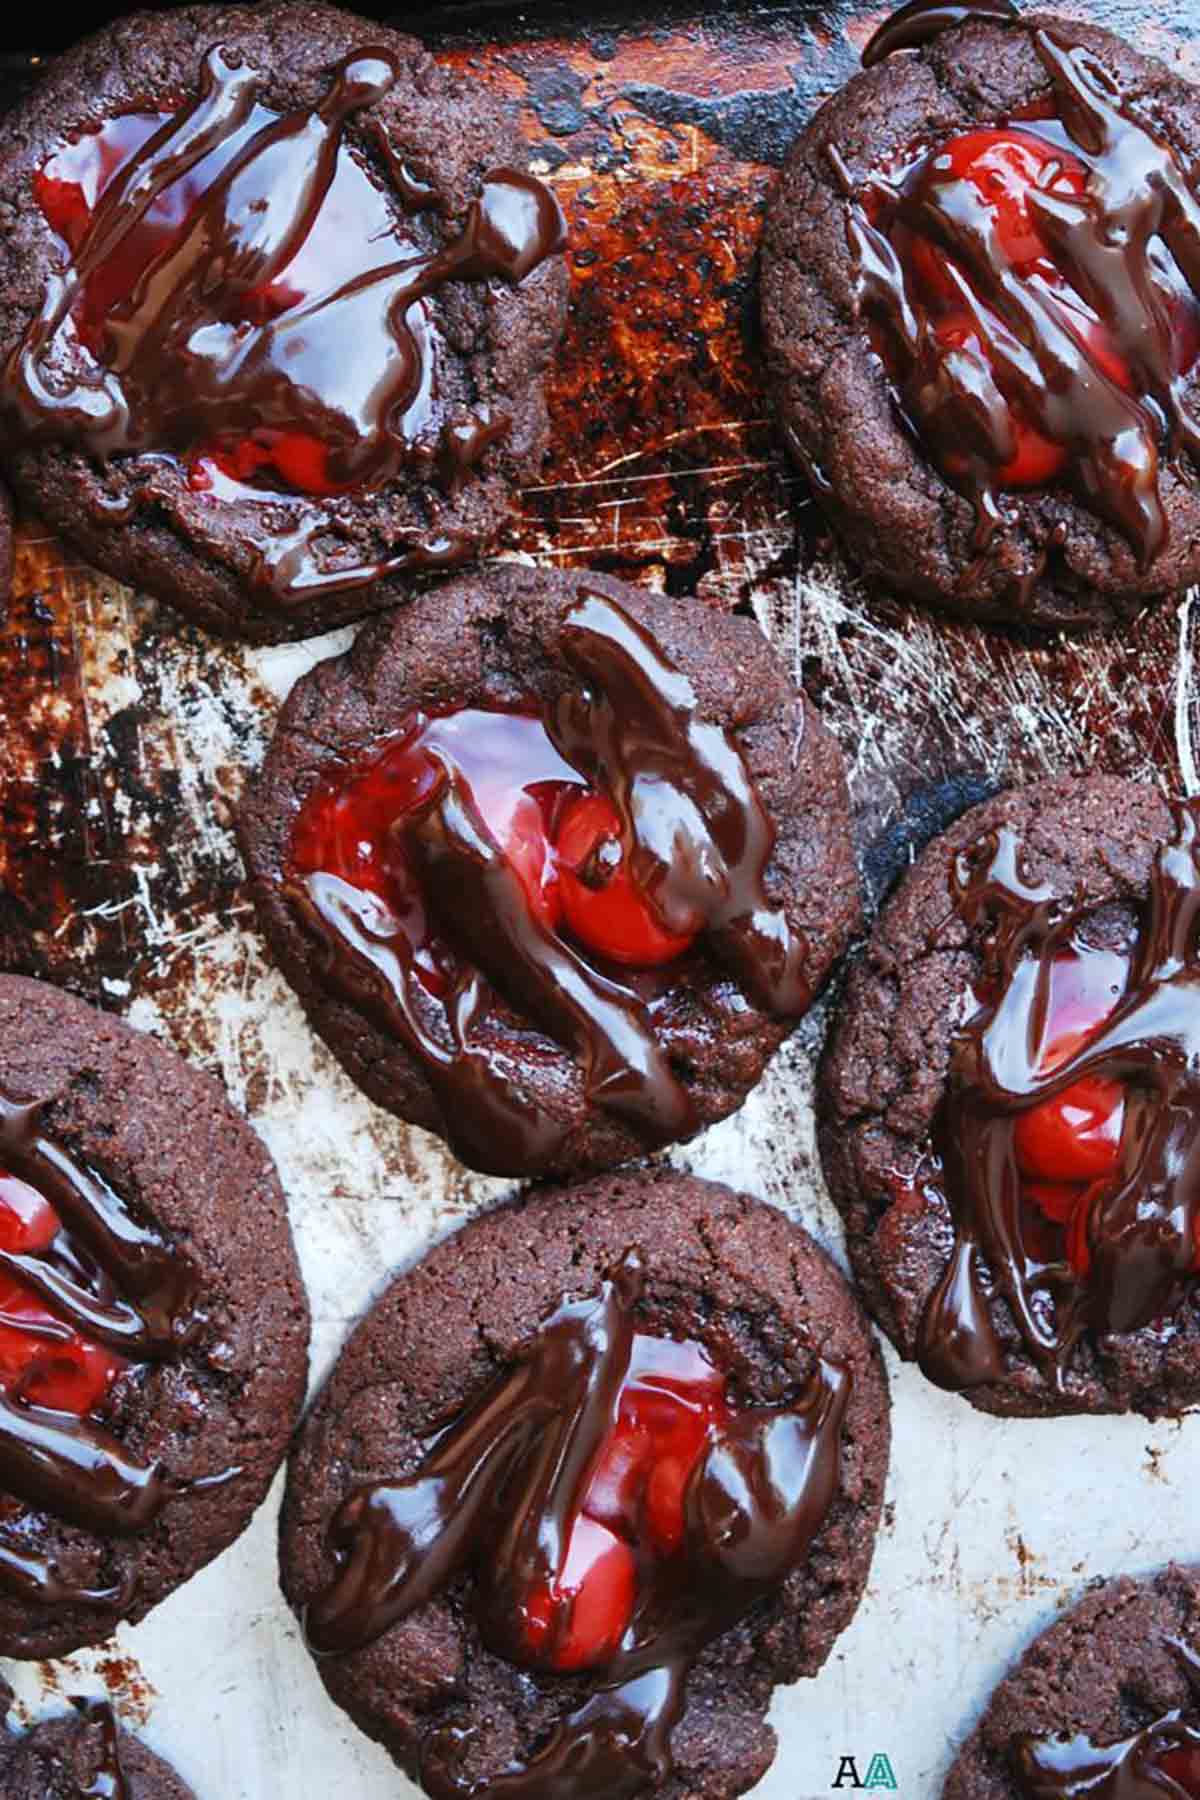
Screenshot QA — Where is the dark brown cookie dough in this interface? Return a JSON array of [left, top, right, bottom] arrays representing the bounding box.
[[943, 1565, 1200, 1799], [760, 10, 1200, 631], [0, 2, 568, 643], [280, 1169, 891, 1800], [819, 773, 1200, 1418], [0, 479, 11, 611], [0, 1701, 195, 1800], [0, 974, 310, 1658], [239, 562, 861, 1180]]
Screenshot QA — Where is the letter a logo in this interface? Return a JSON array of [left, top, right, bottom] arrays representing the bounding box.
[[864, 1752, 898, 1790], [832, 1757, 863, 1789]]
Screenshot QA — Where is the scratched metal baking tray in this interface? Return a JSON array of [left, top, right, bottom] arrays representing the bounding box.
[[2, 0, 1200, 1794]]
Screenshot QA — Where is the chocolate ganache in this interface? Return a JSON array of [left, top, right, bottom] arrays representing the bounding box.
[[917, 801, 1200, 1393], [0, 1089, 214, 1608], [845, 1, 1200, 572], [1013, 1638, 1200, 1798], [5, 45, 566, 604], [63, 1697, 131, 1800], [306, 1250, 850, 1800], [286, 592, 808, 1176]]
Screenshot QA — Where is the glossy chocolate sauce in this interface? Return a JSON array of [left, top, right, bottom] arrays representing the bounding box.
[[306, 1251, 850, 1800], [288, 593, 807, 1176], [67, 1696, 130, 1800], [862, 0, 1019, 66], [847, 4, 1200, 575], [918, 803, 1200, 1392], [1014, 1637, 1200, 1797], [0, 1090, 205, 1602], [7, 45, 566, 604]]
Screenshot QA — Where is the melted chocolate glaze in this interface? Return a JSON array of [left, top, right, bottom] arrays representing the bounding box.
[[288, 593, 807, 1176], [918, 801, 1200, 1393], [67, 1696, 130, 1800], [551, 594, 810, 1017], [862, 0, 1019, 67], [306, 1252, 850, 1800], [0, 1090, 213, 1602], [1014, 1637, 1200, 1798], [6, 45, 566, 605], [847, 10, 1200, 571]]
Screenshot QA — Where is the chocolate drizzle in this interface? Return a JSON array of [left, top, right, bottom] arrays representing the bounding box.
[[551, 594, 809, 1017], [289, 593, 807, 1176], [0, 1089, 207, 1602], [918, 802, 1200, 1392], [847, 10, 1200, 574], [67, 1697, 130, 1800], [1014, 1637, 1200, 1797], [862, 0, 1019, 66], [306, 1252, 850, 1800], [6, 45, 566, 605]]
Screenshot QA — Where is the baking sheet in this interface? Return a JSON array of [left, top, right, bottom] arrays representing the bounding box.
[[3, 1, 1200, 1794]]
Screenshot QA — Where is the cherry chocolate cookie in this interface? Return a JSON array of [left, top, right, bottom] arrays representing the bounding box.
[[820, 774, 1200, 1418], [239, 564, 861, 1180], [0, 2, 568, 642], [281, 1169, 890, 1800], [761, 0, 1200, 631], [1, 1698, 195, 1800], [0, 974, 309, 1657], [943, 1565, 1200, 1799]]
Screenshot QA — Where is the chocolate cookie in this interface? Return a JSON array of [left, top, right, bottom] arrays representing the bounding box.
[[0, 1699, 194, 1800], [943, 1565, 1200, 1799], [0, 974, 310, 1658], [0, 478, 12, 610], [0, 2, 568, 643], [760, 0, 1200, 631], [820, 773, 1200, 1418], [280, 1169, 891, 1800], [239, 563, 861, 1180]]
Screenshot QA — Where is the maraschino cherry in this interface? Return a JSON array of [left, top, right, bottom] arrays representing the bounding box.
[[1010, 946, 1130, 1277], [517, 1334, 729, 1671], [555, 794, 697, 968], [34, 107, 401, 500], [0, 1171, 124, 1416], [1155, 1742, 1200, 1797], [291, 709, 700, 978], [893, 127, 1199, 488]]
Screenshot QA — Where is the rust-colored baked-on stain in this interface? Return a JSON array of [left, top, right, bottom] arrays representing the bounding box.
[[0, 0, 1198, 1011], [461, 16, 851, 602], [0, 528, 98, 980]]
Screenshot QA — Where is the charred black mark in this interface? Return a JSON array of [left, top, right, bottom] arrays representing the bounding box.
[[621, 76, 833, 168], [861, 773, 1000, 910]]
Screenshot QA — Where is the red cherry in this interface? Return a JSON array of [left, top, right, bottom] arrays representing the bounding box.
[[0, 1175, 125, 1418], [1014, 1073, 1126, 1185], [555, 793, 696, 968], [903, 129, 1193, 492], [585, 1415, 653, 1532], [522, 1516, 635, 1671], [33, 171, 91, 253], [1023, 1180, 1081, 1227], [934, 314, 1068, 487], [290, 715, 565, 935], [644, 1448, 697, 1557], [0, 1172, 61, 1255], [1156, 1743, 1200, 1796], [486, 789, 561, 934], [929, 130, 1089, 274], [0, 1281, 123, 1418], [206, 432, 348, 499]]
